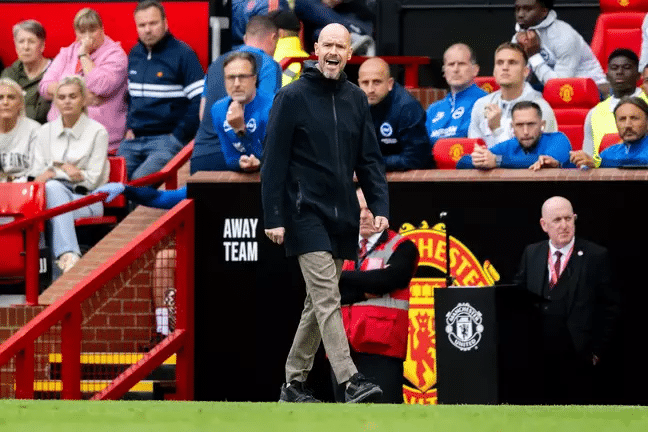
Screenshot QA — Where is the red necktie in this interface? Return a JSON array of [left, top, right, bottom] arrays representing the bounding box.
[[550, 251, 562, 290], [359, 239, 369, 260]]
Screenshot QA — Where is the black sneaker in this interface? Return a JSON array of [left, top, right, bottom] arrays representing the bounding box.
[[279, 381, 321, 403], [344, 373, 383, 403]]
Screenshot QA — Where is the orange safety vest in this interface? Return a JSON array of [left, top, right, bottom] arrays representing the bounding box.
[[341, 231, 415, 360]]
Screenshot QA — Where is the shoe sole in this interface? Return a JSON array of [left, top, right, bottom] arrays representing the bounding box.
[[345, 387, 383, 403]]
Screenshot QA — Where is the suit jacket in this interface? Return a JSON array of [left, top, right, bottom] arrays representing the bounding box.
[[514, 237, 620, 357]]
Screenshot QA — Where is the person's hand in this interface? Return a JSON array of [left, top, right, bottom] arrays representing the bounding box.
[[78, 36, 92, 56], [94, 182, 126, 203], [529, 155, 560, 171], [569, 150, 596, 169], [373, 216, 389, 232], [124, 129, 135, 140], [60, 163, 84, 182], [516, 30, 541, 56], [239, 154, 260, 172], [484, 103, 502, 132], [34, 169, 55, 183], [364, 293, 380, 299], [471, 145, 498, 169], [265, 227, 285, 245], [227, 101, 246, 133], [85, 90, 104, 107]]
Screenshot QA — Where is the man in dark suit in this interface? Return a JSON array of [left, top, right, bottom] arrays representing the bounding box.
[[515, 196, 620, 404]]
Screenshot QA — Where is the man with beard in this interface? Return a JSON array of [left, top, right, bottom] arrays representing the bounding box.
[[261, 23, 389, 403], [574, 97, 648, 167], [458, 101, 570, 169], [571, 49, 648, 169]]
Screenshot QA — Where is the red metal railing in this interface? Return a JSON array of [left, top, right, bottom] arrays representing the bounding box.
[[0, 199, 195, 400], [279, 55, 431, 88], [0, 141, 194, 306]]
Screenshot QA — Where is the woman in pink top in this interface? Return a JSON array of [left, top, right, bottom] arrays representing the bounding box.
[[39, 8, 127, 153]]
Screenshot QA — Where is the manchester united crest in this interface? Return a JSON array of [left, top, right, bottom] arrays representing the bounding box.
[[399, 221, 499, 404]]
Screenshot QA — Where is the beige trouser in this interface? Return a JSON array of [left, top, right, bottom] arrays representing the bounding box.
[[285, 251, 358, 385]]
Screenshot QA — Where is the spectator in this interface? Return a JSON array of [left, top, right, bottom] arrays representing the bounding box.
[[269, 9, 310, 87], [211, 51, 273, 172], [468, 42, 557, 148], [30, 76, 109, 274], [513, 0, 607, 94], [191, 15, 279, 173], [458, 101, 570, 169], [571, 96, 648, 168], [426, 43, 486, 150], [0, 77, 40, 182], [573, 49, 647, 168], [119, 0, 204, 180], [39, 8, 127, 152], [294, 0, 377, 55], [231, 0, 290, 48], [2, 20, 52, 124], [357, 57, 431, 170], [642, 65, 648, 97]]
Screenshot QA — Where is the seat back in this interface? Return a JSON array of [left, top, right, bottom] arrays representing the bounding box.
[[433, 138, 485, 169], [473, 76, 500, 94], [590, 13, 645, 72], [0, 182, 45, 280], [543, 78, 601, 151], [599, 0, 648, 13], [599, 132, 622, 154], [106, 157, 127, 209]]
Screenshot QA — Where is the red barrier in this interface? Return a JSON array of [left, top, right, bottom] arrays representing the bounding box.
[[280, 55, 431, 88]]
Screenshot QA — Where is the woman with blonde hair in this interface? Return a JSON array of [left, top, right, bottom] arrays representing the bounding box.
[[2, 20, 51, 124], [0, 77, 40, 182], [31, 76, 109, 273], [39, 8, 127, 152]]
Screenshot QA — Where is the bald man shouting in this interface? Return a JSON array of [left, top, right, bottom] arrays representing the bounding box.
[[358, 57, 432, 171]]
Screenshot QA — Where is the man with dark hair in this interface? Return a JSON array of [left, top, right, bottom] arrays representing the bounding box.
[[458, 100, 570, 169], [231, 0, 290, 47], [357, 57, 431, 171], [119, 0, 204, 179], [191, 15, 280, 172], [211, 51, 273, 172], [571, 96, 648, 168], [570, 49, 648, 169], [270, 9, 310, 86], [469, 42, 557, 147], [262, 23, 388, 404], [513, 0, 607, 93], [426, 43, 487, 150]]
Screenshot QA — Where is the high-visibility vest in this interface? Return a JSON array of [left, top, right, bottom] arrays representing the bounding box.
[[341, 231, 414, 359]]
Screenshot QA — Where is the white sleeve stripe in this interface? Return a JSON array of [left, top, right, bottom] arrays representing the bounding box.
[[184, 79, 205, 94], [186, 86, 204, 99], [128, 83, 184, 91], [129, 90, 187, 98]]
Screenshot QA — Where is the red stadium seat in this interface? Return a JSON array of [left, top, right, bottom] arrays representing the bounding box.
[[543, 78, 601, 150], [0, 182, 45, 283], [433, 138, 485, 169], [599, 132, 622, 154], [599, 0, 648, 13], [75, 157, 127, 227], [590, 13, 645, 72], [473, 77, 500, 94]]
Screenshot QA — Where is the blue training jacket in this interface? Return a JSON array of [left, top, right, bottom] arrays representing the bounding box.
[[426, 83, 487, 148]]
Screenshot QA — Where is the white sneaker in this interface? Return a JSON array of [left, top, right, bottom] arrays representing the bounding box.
[[57, 252, 80, 273]]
